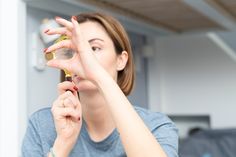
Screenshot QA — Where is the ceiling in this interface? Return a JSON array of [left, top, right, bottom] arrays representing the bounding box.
[[215, 0, 236, 18], [24, 0, 236, 61], [78, 0, 236, 33], [75, 0, 236, 60]]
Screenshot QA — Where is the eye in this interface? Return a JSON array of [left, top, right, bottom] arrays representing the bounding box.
[[91, 46, 101, 52]]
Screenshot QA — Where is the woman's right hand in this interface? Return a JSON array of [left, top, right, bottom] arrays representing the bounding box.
[[45, 17, 106, 84], [50, 81, 82, 156]]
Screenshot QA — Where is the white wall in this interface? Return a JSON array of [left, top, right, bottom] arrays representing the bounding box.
[[27, 7, 61, 116], [149, 34, 236, 128], [0, 0, 27, 156]]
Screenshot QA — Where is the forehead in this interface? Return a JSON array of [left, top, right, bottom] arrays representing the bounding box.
[[79, 21, 110, 41]]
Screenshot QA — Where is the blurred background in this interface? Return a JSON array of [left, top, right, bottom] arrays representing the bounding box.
[[1, 0, 236, 156]]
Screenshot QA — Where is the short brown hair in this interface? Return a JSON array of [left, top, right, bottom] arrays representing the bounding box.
[[62, 12, 135, 95]]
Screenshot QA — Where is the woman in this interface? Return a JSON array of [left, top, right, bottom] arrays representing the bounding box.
[[22, 12, 178, 157]]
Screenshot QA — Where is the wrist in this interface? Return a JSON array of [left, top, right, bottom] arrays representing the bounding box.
[[94, 68, 114, 86], [95, 70, 120, 97], [52, 137, 75, 157]]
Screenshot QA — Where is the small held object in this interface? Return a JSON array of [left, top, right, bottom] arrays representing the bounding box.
[[45, 35, 75, 82]]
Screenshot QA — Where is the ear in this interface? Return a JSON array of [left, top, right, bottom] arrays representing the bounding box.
[[116, 51, 128, 71]]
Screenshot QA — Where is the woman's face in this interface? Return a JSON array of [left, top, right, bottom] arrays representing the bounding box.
[[72, 21, 127, 92]]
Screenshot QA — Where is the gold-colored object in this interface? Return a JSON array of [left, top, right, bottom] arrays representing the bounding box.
[[64, 69, 72, 82], [45, 52, 54, 60], [45, 35, 74, 81], [45, 35, 72, 61]]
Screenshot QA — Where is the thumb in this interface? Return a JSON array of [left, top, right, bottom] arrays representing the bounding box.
[[46, 59, 71, 72]]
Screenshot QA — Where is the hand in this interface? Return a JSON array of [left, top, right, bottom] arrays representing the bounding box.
[[45, 16, 104, 83], [51, 81, 82, 153]]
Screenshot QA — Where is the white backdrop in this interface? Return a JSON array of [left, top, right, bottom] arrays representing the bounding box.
[[0, 0, 27, 156]]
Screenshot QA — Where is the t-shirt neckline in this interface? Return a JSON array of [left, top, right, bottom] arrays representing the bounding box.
[[81, 120, 119, 150]]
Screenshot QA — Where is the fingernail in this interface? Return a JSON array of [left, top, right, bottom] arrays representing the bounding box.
[[66, 89, 73, 93], [72, 16, 77, 21], [73, 86, 78, 91], [43, 48, 48, 53], [44, 29, 50, 33], [55, 16, 62, 20]]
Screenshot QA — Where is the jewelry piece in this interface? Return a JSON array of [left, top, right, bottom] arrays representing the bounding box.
[[50, 147, 56, 157]]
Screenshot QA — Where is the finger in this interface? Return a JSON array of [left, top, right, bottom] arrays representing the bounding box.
[[55, 17, 73, 30], [57, 81, 78, 95], [71, 16, 91, 53], [65, 91, 79, 108], [51, 99, 64, 114], [58, 91, 79, 105], [46, 27, 72, 37], [71, 16, 82, 44], [68, 94, 81, 109], [57, 107, 80, 121], [45, 40, 74, 53], [58, 91, 74, 101], [75, 98, 82, 113], [71, 16, 80, 35], [64, 98, 76, 108], [47, 58, 70, 72]]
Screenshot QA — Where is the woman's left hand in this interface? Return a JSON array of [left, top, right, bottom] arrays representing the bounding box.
[[45, 16, 105, 83]]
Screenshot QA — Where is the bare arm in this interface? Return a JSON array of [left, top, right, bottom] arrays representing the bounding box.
[[95, 70, 167, 157]]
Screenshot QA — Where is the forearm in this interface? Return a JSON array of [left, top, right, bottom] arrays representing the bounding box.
[[96, 72, 167, 157]]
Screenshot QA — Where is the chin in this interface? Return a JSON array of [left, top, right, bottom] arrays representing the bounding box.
[[76, 80, 98, 92]]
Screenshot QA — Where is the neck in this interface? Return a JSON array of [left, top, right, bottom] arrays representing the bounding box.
[[80, 91, 115, 142]]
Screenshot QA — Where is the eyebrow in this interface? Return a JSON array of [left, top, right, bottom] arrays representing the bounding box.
[[88, 38, 104, 43]]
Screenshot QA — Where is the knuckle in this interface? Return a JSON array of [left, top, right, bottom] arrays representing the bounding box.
[[57, 83, 63, 89], [65, 91, 72, 96], [63, 98, 69, 105], [62, 91, 69, 97], [51, 106, 56, 114], [62, 29, 67, 35], [52, 100, 57, 107], [51, 101, 58, 110], [75, 112, 80, 118], [60, 41, 67, 47], [64, 108, 73, 114]]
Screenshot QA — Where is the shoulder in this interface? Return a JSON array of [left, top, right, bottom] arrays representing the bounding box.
[[134, 106, 179, 157], [22, 108, 56, 156], [29, 107, 53, 125], [27, 107, 55, 137], [30, 107, 52, 118], [134, 106, 177, 131]]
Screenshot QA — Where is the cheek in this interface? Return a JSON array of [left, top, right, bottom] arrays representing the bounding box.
[[96, 52, 118, 76]]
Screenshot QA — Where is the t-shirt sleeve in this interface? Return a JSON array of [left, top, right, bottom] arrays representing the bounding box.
[[137, 108, 179, 157], [21, 116, 45, 157], [21, 108, 55, 157], [152, 118, 179, 157]]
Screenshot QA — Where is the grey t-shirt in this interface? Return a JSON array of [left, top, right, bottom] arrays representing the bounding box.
[[22, 106, 178, 157]]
